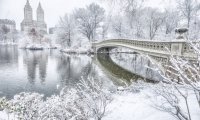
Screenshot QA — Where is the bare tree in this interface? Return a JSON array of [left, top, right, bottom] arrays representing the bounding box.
[[108, 0, 145, 38], [177, 0, 199, 28], [163, 9, 180, 35], [134, 13, 145, 38], [29, 28, 38, 44], [153, 84, 192, 120], [58, 14, 75, 48], [146, 8, 164, 40], [124, 1, 145, 38], [101, 20, 110, 40], [112, 16, 126, 38], [11, 30, 18, 43], [151, 41, 200, 120], [76, 78, 112, 120], [74, 3, 105, 42], [123, 0, 144, 29], [1, 25, 10, 42]]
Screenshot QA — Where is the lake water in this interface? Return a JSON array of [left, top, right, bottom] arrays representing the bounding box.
[[0, 45, 161, 99]]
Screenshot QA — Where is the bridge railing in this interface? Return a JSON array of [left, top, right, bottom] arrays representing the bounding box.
[[92, 39, 197, 58]]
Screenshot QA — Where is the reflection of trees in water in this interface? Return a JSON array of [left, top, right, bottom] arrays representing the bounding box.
[[27, 57, 37, 84], [0, 45, 18, 66], [57, 56, 71, 84], [130, 54, 154, 79], [39, 53, 48, 84], [23, 50, 48, 84], [130, 54, 137, 72], [57, 55, 93, 87], [111, 53, 161, 81]]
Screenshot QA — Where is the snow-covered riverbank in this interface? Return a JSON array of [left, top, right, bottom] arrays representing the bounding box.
[[0, 42, 18, 45], [0, 82, 199, 120], [1, 89, 172, 120], [60, 48, 92, 54], [19, 43, 59, 50], [105, 91, 175, 120]]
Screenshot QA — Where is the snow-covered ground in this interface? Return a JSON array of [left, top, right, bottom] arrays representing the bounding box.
[[60, 43, 93, 54], [105, 82, 200, 120], [17, 33, 60, 50], [0, 90, 173, 120], [60, 48, 92, 54], [0, 82, 199, 120], [0, 112, 16, 120], [105, 92, 175, 120], [20, 43, 59, 50], [0, 42, 18, 45]]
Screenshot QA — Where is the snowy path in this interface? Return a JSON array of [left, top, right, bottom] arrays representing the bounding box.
[[104, 91, 176, 120]]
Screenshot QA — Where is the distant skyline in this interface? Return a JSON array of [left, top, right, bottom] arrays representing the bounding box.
[[0, 0, 98, 30], [0, 0, 175, 30]]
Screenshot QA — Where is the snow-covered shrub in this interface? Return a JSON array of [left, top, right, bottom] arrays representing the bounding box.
[[76, 77, 113, 120], [0, 97, 8, 111], [151, 41, 200, 120], [8, 92, 44, 119], [152, 83, 193, 120], [0, 77, 112, 120], [38, 89, 85, 120]]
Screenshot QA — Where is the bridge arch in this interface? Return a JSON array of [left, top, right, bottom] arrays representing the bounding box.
[[92, 39, 197, 72]]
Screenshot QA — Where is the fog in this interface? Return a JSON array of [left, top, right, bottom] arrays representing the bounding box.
[[0, 0, 98, 29], [0, 0, 175, 30]]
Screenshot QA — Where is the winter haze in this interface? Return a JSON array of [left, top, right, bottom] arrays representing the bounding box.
[[0, 0, 98, 29], [0, 0, 200, 120], [0, 0, 174, 29]]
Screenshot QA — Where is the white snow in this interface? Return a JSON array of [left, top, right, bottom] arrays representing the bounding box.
[[60, 48, 92, 54], [0, 42, 17, 45], [0, 111, 16, 120], [0, 83, 200, 120], [22, 43, 58, 50], [105, 89, 176, 120]]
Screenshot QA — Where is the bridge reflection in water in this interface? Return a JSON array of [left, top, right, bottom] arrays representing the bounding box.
[[94, 53, 158, 86]]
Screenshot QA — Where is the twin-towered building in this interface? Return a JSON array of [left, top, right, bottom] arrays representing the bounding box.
[[21, 0, 47, 34]]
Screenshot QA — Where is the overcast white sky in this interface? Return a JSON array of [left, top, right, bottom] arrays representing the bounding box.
[[0, 0, 175, 30]]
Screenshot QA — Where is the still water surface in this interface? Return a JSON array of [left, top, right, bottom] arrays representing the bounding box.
[[0, 45, 99, 99], [0, 45, 160, 99]]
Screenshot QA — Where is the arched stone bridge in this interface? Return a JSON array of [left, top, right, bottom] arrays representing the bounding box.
[[92, 39, 197, 71]]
